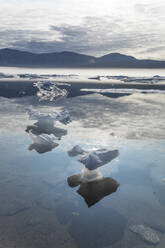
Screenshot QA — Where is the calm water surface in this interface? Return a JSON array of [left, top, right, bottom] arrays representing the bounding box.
[[0, 68, 165, 248]]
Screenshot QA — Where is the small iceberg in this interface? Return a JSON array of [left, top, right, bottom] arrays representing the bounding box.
[[33, 81, 68, 101], [67, 145, 120, 207], [78, 148, 119, 170], [68, 145, 86, 157], [26, 107, 71, 125], [28, 142, 59, 154], [28, 131, 59, 154], [29, 131, 58, 146]]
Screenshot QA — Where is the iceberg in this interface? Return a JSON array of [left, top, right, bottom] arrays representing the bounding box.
[[0, 72, 14, 78], [28, 131, 59, 154], [106, 75, 165, 84], [28, 142, 59, 154], [26, 124, 67, 139], [29, 131, 58, 146], [33, 81, 68, 101], [26, 107, 71, 125], [81, 88, 165, 94], [68, 145, 86, 157], [78, 148, 119, 170]]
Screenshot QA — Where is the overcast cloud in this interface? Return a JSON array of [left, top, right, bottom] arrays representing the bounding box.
[[0, 0, 165, 59]]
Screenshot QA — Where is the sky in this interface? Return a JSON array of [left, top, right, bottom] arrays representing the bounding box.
[[0, 0, 165, 59]]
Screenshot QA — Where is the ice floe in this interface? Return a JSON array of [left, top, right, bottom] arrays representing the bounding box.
[[33, 81, 68, 101], [67, 173, 119, 207], [129, 224, 160, 244], [78, 148, 119, 170], [0, 72, 14, 78], [81, 88, 165, 94], [28, 131, 59, 153], [26, 107, 71, 125], [17, 73, 77, 80], [88, 75, 165, 84], [29, 131, 58, 146], [68, 145, 86, 157], [67, 145, 119, 194], [28, 142, 59, 154]]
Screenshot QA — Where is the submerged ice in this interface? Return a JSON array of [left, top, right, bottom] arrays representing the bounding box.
[[130, 224, 160, 245]]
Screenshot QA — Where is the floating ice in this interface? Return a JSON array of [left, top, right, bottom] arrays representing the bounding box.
[[28, 142, 59, 154], [18, 73, 75, 80], [78, 148, 119, 170], [67, 174, 119, 207], [130, 224, 160, 244], [88, 75, 165, 84], [18, 74, 46, 79], [0, 72, 14, 78], [88, 76, 101, 80], [33, 81, 68, 101], [81, 88, 165, 94], [121, 75, 165, 84], [68, 145, 86, 157], [26, 124, 67, 140], [29, 131, 58, 146], [26, 107, 71, 125]]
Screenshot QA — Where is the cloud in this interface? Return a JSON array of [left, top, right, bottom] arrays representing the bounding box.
[[0, 0, 165, 58]]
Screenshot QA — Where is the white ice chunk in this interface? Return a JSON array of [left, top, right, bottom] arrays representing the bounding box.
[[78, 148, 119, 170], [68, 145, 86, 157], [29, 131, 58, 146], [81, 88, 165, 94], [34, 81, 68, 101], [26, 107, 71, 125], [130, 225, 160, 244]]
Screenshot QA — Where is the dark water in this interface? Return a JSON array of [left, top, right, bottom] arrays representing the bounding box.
[[0, 77, 165, 247]]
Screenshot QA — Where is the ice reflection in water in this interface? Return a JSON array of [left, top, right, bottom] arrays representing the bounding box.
[[67, 145, 120, 207], [0, 78, 165, 247], [25, 88, 71, 153], [68, 174, 119, 207]]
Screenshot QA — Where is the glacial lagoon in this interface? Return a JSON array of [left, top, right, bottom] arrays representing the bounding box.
[[0, 68, 165, 248]]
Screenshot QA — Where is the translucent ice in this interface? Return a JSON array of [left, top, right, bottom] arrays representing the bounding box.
[[68, 145, 86, 157], [130, 224, 160, 244], [29, 131, 58, 146], [78, 148, 119, 170], [26, 107, 71, 125], [34, 81, 68, 101]]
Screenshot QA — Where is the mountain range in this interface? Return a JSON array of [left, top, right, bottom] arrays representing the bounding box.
[[0, 48, 165, 68]]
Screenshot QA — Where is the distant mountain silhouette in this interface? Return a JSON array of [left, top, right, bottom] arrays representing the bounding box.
[[0, 48, 165, 68]]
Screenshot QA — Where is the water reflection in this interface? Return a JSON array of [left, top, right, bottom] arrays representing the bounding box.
[[25, 105, 70, 154], [68, 173, 119, 207], [67, 145, 120, 207], [28, 142, 59, 154]]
